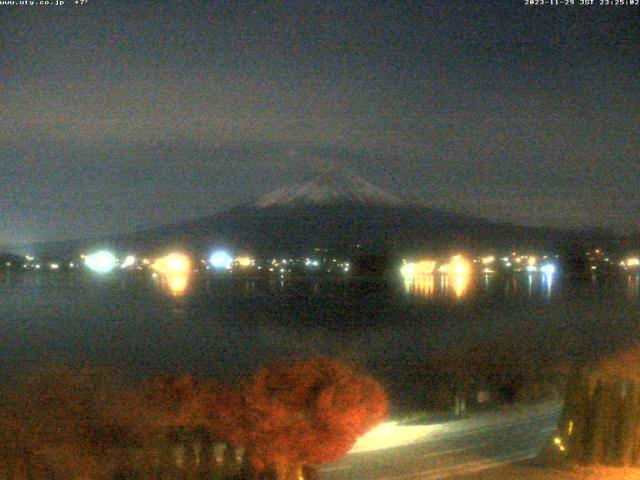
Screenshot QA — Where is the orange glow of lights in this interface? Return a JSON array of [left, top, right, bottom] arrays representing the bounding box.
[[236, 256, 254, 267], [413, 274, 435, 297], [414, 260, 436, 275], [454, 275, 468, 298], [626, 257, 640, 268], [481, 256, 495, 265], [152, 252, 192, 296], [153, 252, 191, 274], [167, 275, 188, 296], [450, 255, 470, 275], [440, 255, 470, 297]]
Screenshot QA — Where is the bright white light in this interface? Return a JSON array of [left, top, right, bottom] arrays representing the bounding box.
[[305, 258, 320, 268], [49, 263, 60, 270], [85, 251, 116, 273], [526, 265, 537, 273], [121, 255, 136, 269], [209, 250, 232, 270], [540, 264, 556, 276], [400, 263, 415, 278]]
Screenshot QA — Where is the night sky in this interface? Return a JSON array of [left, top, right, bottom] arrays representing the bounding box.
[[1, 1, 639, 244]]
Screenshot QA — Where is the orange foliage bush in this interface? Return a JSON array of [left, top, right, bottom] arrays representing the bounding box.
[[241, 357, 388, 475], [0, 359, 388, 480], [0, 365, 156, 479], [142, 373, 202, 427]]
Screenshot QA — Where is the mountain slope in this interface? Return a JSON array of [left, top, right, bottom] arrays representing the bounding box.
[[117, 168, 569, 255], [255, 170, 402, 208], [25, 170, 617, 257]]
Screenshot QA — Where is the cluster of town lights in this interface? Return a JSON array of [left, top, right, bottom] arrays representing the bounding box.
[[400, 253, 560, 298]]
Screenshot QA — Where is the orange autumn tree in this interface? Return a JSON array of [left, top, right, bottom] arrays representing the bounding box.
[[144, 374, 247, 440], [241, 357, 388, 480], [194, 380, 248, 443], [3, 365, 154, 480], [143, 374, 203, 427]]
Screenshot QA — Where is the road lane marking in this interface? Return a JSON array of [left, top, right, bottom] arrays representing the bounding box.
[[373, 447, 539, 480]]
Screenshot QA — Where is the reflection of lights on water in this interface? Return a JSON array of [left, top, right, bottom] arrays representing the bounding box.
[[444, 256, 470, 298], [413, 274, 435, 297], [400, 260, 438, 298], [540, 264, 556, 276], [167, 274, 189, 296], [540, 264, 556, 297], [453, 275, 468, 298], [403, 256, 471, 298], [628, 275, 640, 298], [85, 251, 116, 273], [152, 252, 192, 296]]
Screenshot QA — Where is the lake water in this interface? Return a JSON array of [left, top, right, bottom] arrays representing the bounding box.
[[1, 270, 639, 407]]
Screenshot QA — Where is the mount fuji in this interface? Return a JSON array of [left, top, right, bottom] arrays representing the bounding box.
[[113, 169, 574, 256], [255, 170, 402, 208], [27, 169, 601, 258]]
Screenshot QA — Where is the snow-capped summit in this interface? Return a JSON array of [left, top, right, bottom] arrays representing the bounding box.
[[256, 169, 402, 208]]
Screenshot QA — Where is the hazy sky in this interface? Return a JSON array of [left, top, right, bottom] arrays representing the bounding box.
[[1, 1, 639, 244]]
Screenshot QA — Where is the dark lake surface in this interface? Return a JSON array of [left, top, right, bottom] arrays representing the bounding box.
[[1, 270, 639, 407]]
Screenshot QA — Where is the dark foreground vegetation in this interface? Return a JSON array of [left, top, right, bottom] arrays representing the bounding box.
[[0, 358, 387, 480], [554, 346, 640, 467]]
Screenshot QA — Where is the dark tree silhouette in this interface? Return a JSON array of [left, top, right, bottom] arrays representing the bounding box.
[[558, 346, 640, 466]]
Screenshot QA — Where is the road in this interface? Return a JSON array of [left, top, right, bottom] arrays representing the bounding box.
[[319, 402, 561, 480]]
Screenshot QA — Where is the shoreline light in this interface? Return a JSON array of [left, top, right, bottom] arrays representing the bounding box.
[[236, 256, 254, 268], [121, 255, 136, 269], [151, 252, 192, 296], [626, 257, 640, 268], [481, 256, 495, 265], [209, 250, 233, 270], [85, 250, 116, 273]]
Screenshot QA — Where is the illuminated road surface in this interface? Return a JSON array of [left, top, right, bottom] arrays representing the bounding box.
[[319, 402, 561, 480]]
